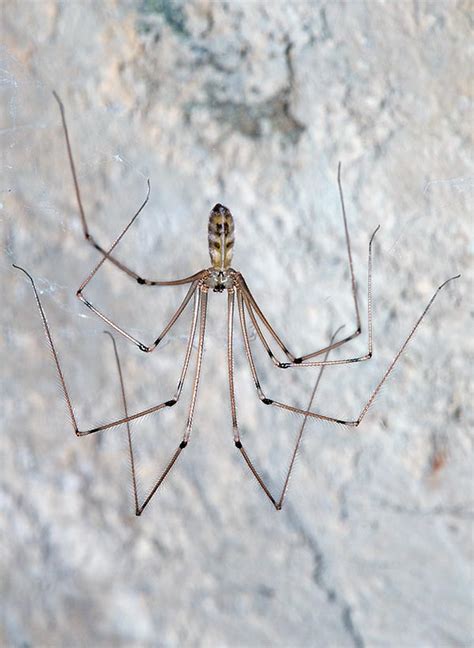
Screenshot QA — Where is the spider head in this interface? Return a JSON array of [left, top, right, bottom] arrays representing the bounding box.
[[208, 203, 234, 270]]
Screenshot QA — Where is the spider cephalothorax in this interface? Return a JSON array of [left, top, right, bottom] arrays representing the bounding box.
[[204, 268, 236, 293]]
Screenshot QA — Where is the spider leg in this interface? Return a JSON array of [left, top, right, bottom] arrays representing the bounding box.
[[334, 161, 362, 345], [13, 264, 201, 436], [53, 91, 200, 288], [134, 286, 208, 515], [276, 326, 344, 509], [239, 275, 460, 427], [234, 162, 363, 365], [230, 289, 342, 509], [79, 276, 202, 353], [227, 289, 239, 444], [70, 171, 206, 352], [103, 331, 139, 515], [181, 287, 208, 445], [227, 288, 277, 507], [239, 224, 379, 368]]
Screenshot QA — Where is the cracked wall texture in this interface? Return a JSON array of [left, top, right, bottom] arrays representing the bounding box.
[[1, 2, 473, 647]]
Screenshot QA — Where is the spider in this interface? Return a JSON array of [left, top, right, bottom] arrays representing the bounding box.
[[13, 93, 460, 515]]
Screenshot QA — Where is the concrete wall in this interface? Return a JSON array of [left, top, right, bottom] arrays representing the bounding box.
[[1, 2, 472, 646]]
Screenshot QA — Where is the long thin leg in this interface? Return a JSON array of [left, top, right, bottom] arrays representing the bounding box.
[[227, 288, 277, 505], [182, 287, 208, 445], [13, 264, 201, 436], [227, 288, 239, 443], [238, 275, 460, 426], [230, 288, 341, 509], [239, 224, 379, 368], [336, 161, 362, 345], [70, 171, 205, 352], [53, 91, 200, 288], [80, 276, 201, 353], [104, 331, 139, 515], [276, 326, 344, 509], [75, 177, 203, 292], [235, 162, 363, 365], [134, 286, 208, 515]]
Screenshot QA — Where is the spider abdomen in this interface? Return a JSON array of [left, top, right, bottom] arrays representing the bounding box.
[[208, 203, 234, 270]]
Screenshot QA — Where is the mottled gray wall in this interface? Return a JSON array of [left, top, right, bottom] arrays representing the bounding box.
[[1, 2, 472, 647]]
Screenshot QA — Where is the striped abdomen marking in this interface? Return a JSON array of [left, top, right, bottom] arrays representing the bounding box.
[[208, 203, 235, 270]]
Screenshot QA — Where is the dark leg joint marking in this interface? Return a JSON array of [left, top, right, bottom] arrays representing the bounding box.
[[138, 343, 149, 353], [262, 398, 273, 405], [293, 357, 303, 364], [235, 440, 242, 448], [165, 399, 177, 407], [179, 440, 187, 449], [280, 362, 291, 369], [137, 277, 146, 285], [267, 349, 274, 359], [154, 337, 161, 346]]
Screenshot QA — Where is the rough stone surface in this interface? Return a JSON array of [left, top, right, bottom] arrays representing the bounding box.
[[1, 2, 472, 647]]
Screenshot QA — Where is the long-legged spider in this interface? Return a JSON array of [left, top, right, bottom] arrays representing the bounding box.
[[13, 94, 460, 514]]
